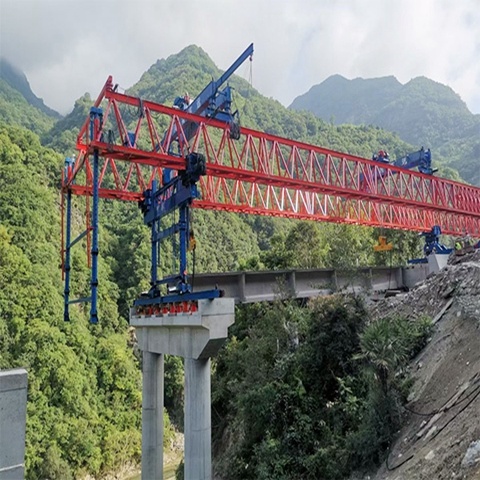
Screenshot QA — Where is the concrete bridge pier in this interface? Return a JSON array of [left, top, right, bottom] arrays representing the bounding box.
[[130, 298, 235, 480], [0, 369, 28, 480], [184, 358, 211, 479], [141, 352, 164, 480]]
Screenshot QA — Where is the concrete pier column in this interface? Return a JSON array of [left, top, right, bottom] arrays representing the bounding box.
[[0, 369, 27, 480], [184, 358, 211, 480], [131, 298, 235, 480], [142, 352, 164, 480]]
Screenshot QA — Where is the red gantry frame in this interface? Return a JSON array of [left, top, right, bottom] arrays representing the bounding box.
[[64, 76, 480, 238]]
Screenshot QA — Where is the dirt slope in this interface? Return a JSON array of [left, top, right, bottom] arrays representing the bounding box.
[[370, 251, 480, 480]]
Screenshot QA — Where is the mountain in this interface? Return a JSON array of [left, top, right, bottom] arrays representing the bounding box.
[[0, 58, 60, 119], [289, 74, 477, 146], [42, 93, 92, 152], [129, 46, 418, 157], [128, 45, 221, 105], [290, 75, 480, 185], [0, 59, 60, 136], [290, 74, 403, 125]]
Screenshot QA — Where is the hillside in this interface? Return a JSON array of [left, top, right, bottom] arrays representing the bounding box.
[[0, 58, 61, 136], [290, 75, 403, 126], [290, 75, 480, 184], [0, 125, 145, 479], [368, 252, 480, 480], [0, 58, 60, 119], [128, 46, 409, 155]]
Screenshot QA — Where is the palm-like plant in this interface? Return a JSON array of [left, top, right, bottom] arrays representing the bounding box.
[[356, 318, 409, 394]]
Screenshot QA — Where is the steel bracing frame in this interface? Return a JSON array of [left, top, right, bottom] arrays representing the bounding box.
[[64, 77, 480, 237], [61, 77, 480, 321]]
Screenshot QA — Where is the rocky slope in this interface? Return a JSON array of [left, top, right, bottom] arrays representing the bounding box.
[[370, 251, 480, 479]]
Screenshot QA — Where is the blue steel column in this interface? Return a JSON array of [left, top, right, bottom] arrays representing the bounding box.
[[179, 204, 188, 287], [151, 219, 158, 288], [151, 181, 158, 289], [90, 149, 100, 324], [63, 189, 72, 322]]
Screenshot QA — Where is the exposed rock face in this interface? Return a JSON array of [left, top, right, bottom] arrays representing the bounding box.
[[370, 251, 480, 480], [371, 250, 480, 322]]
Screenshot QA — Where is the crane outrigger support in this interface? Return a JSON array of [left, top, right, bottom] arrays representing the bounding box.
[[62, 108, 102, 324], [136, 152, 223, 308]]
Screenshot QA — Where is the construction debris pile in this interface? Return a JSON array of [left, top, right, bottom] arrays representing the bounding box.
[[370, 250, 480, 480], [371, 250, 480, 323]]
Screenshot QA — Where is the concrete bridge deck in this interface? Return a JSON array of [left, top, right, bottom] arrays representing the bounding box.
[[191, 264, 427, 303]]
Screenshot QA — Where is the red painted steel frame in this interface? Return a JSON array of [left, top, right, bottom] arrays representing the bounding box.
[[63, 77, 480, 236]]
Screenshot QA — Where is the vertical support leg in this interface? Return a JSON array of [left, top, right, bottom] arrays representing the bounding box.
[[151, 219, 158, 288], [142, 352, 164, 480], [150, 180, 159, 290], [90, 149, 100, 324], [63, 189, 72, 322], [184, 358, 212, 480], [179, 205, 188, 286]]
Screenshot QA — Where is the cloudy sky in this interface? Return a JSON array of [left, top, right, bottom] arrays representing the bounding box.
[[1, 0, 479, 115]]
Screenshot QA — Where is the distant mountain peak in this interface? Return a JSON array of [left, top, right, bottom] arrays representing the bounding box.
[[0, 58, 60, 118], [289, 74, 402, 127], [128, 44, 232, 105], [148, 45, 217, 73], [289, 74, 474, 147], [177, 44, 210, 57]]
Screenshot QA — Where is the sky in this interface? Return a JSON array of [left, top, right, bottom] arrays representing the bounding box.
[[1, 0, 479, 115]]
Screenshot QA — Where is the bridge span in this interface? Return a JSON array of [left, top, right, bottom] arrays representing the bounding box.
[[191, 264, 428, 303]]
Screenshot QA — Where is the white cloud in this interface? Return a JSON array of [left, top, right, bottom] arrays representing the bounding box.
[[1, 0, 479, 114]]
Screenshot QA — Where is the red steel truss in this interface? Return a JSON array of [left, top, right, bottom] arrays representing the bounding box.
[[64, 76, 480, 236]]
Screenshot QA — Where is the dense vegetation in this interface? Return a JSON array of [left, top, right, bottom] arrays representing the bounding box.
[[290, 74, 480, 185], [0, 44, 467, 479], [0, 125, 146, 478], [211, 296, 431, 479], [0, 59, 59, 137]]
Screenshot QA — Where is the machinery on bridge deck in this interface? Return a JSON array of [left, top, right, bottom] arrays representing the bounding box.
[[372, 147, 436, 175], [134, 44, 253, 309], [360, 147, 436, 190], [135, 152, 222, 308], [408, 225, 452, 264], [173, 42, 253, 139]]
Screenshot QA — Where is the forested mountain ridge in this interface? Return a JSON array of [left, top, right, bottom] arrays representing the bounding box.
[[290, 75, 403, 126], [0, 58, 60, 119], [0, 58, 60, 137], [129, 46, 412, 152], [0, 79, 56, 137], [290, 74, 480, 185], [0, 46, 473, 479]]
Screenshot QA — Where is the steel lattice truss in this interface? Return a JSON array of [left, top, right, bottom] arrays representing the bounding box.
[[64, 77, 480, 236]]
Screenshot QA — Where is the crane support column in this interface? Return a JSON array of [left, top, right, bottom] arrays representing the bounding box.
[[63, 189, 72, 321], [90, 148, 100, 324], [130, 298, 235, 480]]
